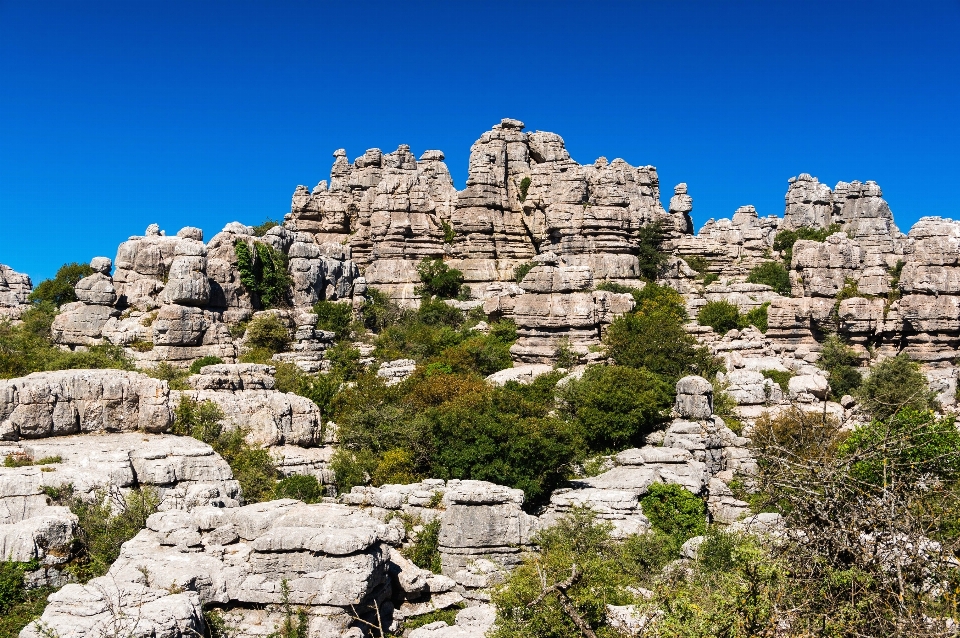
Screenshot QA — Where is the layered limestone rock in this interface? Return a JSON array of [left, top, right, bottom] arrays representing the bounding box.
[[22, 501, 400, 638], [509, 253, 634, 364], [0, 369, 173, 440], [286, 145, 455, 304], [0, 264, 32, 320], [674, 205, 779, 278], [781, 174, 834, 230]]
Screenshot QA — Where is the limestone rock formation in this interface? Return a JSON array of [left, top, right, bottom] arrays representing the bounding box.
[[0, 264, 32, 320]]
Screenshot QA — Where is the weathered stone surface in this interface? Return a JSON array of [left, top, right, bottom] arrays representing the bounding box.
[[74, 272, 117, 306], [674, 376, 713, 419], [0, 370, 173, 440], [0, 264, 32, 320]]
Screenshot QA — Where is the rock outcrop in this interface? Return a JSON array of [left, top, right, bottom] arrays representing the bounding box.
[[0, 264, 32, 320]]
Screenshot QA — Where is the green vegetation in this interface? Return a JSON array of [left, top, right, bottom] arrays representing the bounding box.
[[773, 223, 843, 265], [745, 260, 791, 296], [252, 218, 280, 237], [759, 368, 793, 392], [835, 276, 864, 304], [234, 239, 292, 308], [142, 361, 191, 390], [240, 313, 291, 363], [415, 258, 468, 300], [696, 300, 769, 334], [636, 221, 667, 281], [402, 518, 442, 573], [640, 482, 707, 548], [558, 365, 672, 452], [0, 560, 53, 638], [0, 303, 133, 379], [684, 255, 718, 284], [189, 355, 224, 374], [518, 176, 532, 203], [274, 474, 324, 503], [3, 453, 61, 468], [604, 283, 722, 383], [441, 221, 456, 244], [818, 335, 862, 398], [856, 353, 934, 420], [513, 261, 535, 284], [28, 262, 95, 308], [173, 397, 278, 502], [312, 300, 353, 340]]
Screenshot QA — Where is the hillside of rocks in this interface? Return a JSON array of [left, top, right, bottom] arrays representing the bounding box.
[[2, 118, 960, 637]]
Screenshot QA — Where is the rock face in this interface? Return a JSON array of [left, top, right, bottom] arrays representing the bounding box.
[[509, 253, 634, 364], [22, 501, 398, 638], [0, 370, 173, 440], [0, 265, 33, 320], [674, 205, 780, 277]]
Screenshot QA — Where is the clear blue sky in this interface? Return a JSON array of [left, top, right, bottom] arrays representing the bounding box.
[[2, 1, 958, 282]]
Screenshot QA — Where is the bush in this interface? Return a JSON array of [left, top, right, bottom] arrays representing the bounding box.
[[773, 223, 843, 265], [0, 304, 133, 379], [174, 397, 278, 502], [243, 314, 291, 354], [441, 221, 455, 244], [142, 362, 190, 390], [640, 482, 707, 547], [513, 261, 535, 283], [760, 369, 793, 392], [746, 261, 791, 296], [312, 300, 353, 340], [28, 262, 95, 308], [189, 355, 224, 374], [491, 509, 656, 638], [605, 283, 721, 384], [818, 335, 862, 398], [636, 221, 667, 281], [43, 485, 160, 583], [415, 258, 467, 300], [402, 518, 442, 573], [518, 176, 532, 203], [698, 300, 741, 334], [0, 559, 51, 638], [559, 365, 672, 452], [740, 303, 769, 333], [252, 218, 280, 237], [274, 474, 324, 503], [234, 240, 292, 308], [856, 353, 933, 420], [357, 288, 403, 333]]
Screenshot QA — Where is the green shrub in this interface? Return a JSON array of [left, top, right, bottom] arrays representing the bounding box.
[[856, 353, 934, 420], [174, 397, 278, 502], [0, 305, 133, 379], [740, 303, 769, 333], [835, 276, 864, 303], [312, 300, 353, 340], [189, 355, 224, 374], [513, 261, 536, 283], [0, 560, 51, 638], [746, 261, 791, 296], [818, 335, 862, 398], [234, 240, 292, 308], [605, 283, 721, 384], [594, 281, 642, 299], [274, 474, 324, 503], [415, 258, 467, 300], [760, 369, 793, 392], [142, 362, 190, 390], [559, 365, 672, 452], [698, 300, 741, 334], [491, 509, 648, 638], [402, 518, 442, 573], [685, 255, 711, 277], [441, 221, 455, 244], [244, 314, 291, 353], [773, 223, 843, 265], [28, 262, 95, 308], [636, 221, 668, 281], [357, 288, 403, 332], [252, 218, 280, 237], [436, 333, 513, 377], [640, 482, 707, 547], [518, 176, 532, 203]]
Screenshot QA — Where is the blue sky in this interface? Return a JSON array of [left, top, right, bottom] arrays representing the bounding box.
[[2, 1, 958, 282]]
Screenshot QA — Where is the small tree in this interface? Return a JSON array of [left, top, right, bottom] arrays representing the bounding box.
[[636, 221, 667, 281], [28, 262, 95, 307], [746, 261, 791, 296], [856, 353, 934, 420], [698, 300, 741, 334], [415, 258, 467, 300]]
